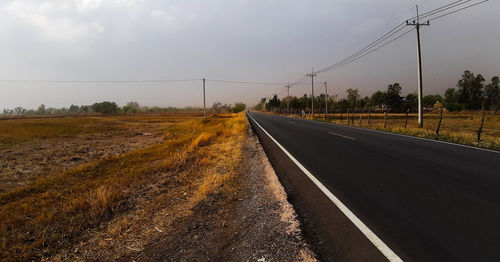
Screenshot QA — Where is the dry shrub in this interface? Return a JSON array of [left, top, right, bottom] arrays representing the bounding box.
[[87, 186, 123, 218], [189, 132, 216, 150]]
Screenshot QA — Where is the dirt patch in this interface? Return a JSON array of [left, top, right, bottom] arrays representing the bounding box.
[[0, 129, 163, 193]]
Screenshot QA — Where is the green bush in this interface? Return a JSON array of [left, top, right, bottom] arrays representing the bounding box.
[[232, 102, 246, 113]]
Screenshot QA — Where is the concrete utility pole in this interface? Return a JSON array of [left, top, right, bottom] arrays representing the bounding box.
[[307, 68, 317, 118], [286, 82, 290, 115], [324, 82, 328, 118], [203, 78, 206, 118], [407, 5, 429, 128]]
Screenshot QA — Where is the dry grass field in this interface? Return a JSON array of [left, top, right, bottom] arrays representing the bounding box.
[[0, 113, 248, 261], [301, 111, 500, 151]]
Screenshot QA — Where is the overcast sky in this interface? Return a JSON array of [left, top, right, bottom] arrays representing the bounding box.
[[0, 0, 499, 109]]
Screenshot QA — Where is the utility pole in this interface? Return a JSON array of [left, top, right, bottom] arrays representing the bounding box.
[[307, 68, 317, 118], [407, 5, 429, 128], [324, 82, 328, 118], [203, 78, 206, 118], [286, 82, 290, 115]]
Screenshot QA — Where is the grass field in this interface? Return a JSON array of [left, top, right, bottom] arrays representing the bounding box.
[[0, 113, 247, 261], [298, 111, 500, 151]]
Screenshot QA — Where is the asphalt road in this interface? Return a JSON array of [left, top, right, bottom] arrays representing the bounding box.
[[248, 112, 500, 262]]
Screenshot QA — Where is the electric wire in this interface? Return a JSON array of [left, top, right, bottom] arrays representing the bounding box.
[[0, 79, 202, 83], [427, 0, 489, 21]]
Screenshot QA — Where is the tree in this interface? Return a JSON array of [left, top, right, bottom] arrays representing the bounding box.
[[444, 88, 462, 111], [422, 94, 443, 108], [384, 83, 402, 111], [457, 70, 485, 110], [37, 104, 46, 114], [232, 102, 246, 113], [266, 95, 280, 111], [68, 104, 79, 113], [405, 93, 418, 110], [123, 101, 140, 113], [346, 88, 360, 108], [485, 76, 499, 111], [212, 102, 223, 113], [254, 98, 266, 111], [92, 101, 119, 114], [370, 90, 386, 108]]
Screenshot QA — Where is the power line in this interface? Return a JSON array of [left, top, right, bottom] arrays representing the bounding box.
[[427, 0, 489, 21], [294, 0, 488, 82], [205, 79, 287, 85], [315, 25, 408, 74], [0, 79, 202, 83], [407, 0, 468, 20]]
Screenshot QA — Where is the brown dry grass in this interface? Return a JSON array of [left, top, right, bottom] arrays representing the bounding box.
[[298, 111, 500, 150], [0, 113, 247, 261]]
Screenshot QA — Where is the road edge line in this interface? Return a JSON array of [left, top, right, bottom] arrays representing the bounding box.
[[247, 112, 402, 262]]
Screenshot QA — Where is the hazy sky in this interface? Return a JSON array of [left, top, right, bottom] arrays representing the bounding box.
[[0, 0, 499, 109]]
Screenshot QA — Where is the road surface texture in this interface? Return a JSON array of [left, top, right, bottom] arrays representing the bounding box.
[[248, 111, 500, 262]]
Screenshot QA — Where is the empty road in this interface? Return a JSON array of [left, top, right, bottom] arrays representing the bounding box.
[[248, 112, 500, 262]]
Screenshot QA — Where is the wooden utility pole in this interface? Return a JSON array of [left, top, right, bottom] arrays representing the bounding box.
[[407, 5, 429, 128], [307, 69, 317, 119], [324, 82, 328, 118], [203, 78, 206, 118], [286, 83, 290, 115]]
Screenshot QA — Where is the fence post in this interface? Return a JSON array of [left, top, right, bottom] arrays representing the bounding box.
[[384, 110, 388, 128], [436, 107, 443, 135], [368, 108, 371, 124], [351, 108, 355, 125], [477, 109, 485, 146], [359, 107, 363, 125], [405, 109, 410, 129], [346, 108, 349, 125]]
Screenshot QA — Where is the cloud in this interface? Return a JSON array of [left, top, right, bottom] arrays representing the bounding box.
[[1, 0, 144, 42], [151, 9, 176, 24], [76, 0, 139, 12], [4, 1, 95, 41]]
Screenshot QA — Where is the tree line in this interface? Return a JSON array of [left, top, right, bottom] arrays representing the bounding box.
[[2, 101, 247, 116], [257, 70, 499, 113]]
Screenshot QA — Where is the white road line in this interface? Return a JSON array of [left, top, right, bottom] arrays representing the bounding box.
[[328, 131, 356, 140], [248, 113, 402, 262]]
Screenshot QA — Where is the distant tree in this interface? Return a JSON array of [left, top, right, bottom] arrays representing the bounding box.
[[232, 102, 246, 113], [212, 102, 223, 113], [422, 94, 443, 108], [92, 101, 118, 114], [79, 105, 92, 113], [457, 70, 485, 110], [370, 90, 386, 108], [346, 88, 360, 108], [68, 104, 79, 113], [123, 101, 140, 113], [384, 83, 402, 111], [405, 93, 418, 110], [14, 107, 26, 115], [444, 88, 462, 111], [254, 98, 266, 111], [485, 76, 500, 111], [266, 95, 281, 111], [37, 104, 46, 114]]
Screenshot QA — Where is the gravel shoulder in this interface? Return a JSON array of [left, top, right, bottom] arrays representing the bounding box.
[[128, 125, 317, 262]]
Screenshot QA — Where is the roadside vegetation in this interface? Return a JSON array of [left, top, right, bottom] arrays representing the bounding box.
[[1, 101, 246, 118], [0, 113, 247, 261], [257, 70, 500, 150]]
